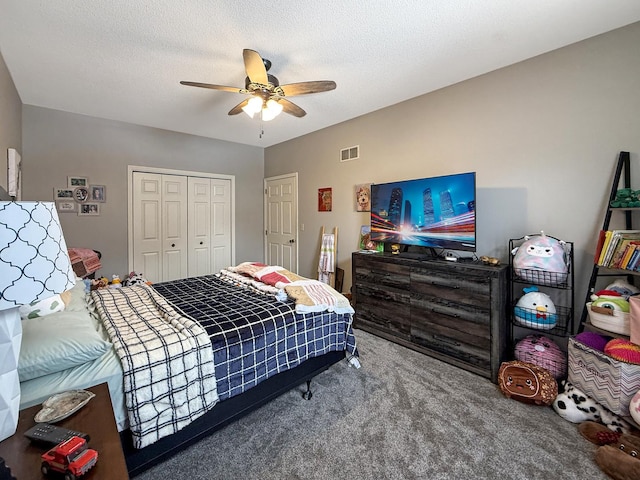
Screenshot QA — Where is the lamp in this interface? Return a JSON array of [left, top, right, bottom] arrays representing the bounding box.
[[0, 202, 75, 441], [241, 96, 283, 121]]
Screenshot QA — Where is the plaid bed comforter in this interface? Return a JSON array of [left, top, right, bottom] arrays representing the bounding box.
[[152, 274, 357, 401], [94, 274, 357, 449]]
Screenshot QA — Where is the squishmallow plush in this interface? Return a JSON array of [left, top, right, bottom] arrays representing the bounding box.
[[514, 286, 558, 330], [605, 279, 640, 300], [514, 334, 567, 379], [630, 389, 640, 426], [498, 360, 558, 406], [512, 231, 568, 286]]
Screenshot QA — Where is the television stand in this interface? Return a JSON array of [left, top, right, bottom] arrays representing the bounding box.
[[398, 252, 431, 260]]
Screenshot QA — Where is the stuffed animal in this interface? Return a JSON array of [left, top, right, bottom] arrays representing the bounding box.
[[513, 286, 557, 330], [91, 277, 109, 290], [591, 289, 631, 313], [512, 231, 568, 286], [579, 421, 640, 480], [498, 360, 557, 406], [630, 389, 640, 426], [552, 380, 634, 434], [123, 271, 150, 286], [514, 334, 566, 379], [610, 188, 640, 208], [605, 279, 640, 300], [109, 274, 122, 289]]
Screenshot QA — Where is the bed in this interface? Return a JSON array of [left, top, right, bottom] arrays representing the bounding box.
[[18, 263, 357, 477]]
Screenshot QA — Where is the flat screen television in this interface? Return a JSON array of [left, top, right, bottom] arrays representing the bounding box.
[[370, 171, 476, 252]]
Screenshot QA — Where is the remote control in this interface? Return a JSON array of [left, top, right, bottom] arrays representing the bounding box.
[[24, 423, 90, 446]]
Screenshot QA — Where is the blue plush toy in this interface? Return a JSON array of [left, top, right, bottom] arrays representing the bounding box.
[[514, 286, 558, 330]]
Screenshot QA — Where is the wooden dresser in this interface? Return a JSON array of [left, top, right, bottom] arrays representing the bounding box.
[[352, 252, 509, 382]]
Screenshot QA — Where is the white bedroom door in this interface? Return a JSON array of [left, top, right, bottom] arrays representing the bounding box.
[[264, 173, 298, 272]]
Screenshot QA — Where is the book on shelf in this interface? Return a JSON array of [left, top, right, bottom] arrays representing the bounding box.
[[597, 229, 640, 268]]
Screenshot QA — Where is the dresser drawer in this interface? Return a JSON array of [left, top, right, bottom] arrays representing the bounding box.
[[410, 269, 490, 308], [353, 255, 410, 291], [353, 283, 411, 338]]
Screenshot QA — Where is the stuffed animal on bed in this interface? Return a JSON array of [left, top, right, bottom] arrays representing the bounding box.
[[513, 286, 558, 330], [123, 271, 150, 286], [512, 231, 568, 286], [498, 360, 558, 406]]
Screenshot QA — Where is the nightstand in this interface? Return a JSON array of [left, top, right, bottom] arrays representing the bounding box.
[[0, 383, 128, 479]]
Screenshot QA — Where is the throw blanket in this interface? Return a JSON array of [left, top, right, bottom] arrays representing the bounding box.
[[317, 233, 335, 284], [91, 285, 218, 449], [225, 262, 354, 314], [68, 248, 102, 278]]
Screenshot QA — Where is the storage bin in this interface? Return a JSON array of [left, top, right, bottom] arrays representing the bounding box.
[[586, 302, 630, 335], [568, 337, 640, 417]]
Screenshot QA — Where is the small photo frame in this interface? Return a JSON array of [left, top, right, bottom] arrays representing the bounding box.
[[90, 185, 106, 202], [54, 187, 74, 199], [73, 186, 90, 203], [68, 176, 88, 188], [78, 203, 100, 216], [318, 187, 332, 212], [56, 201, 76, 213], [355, 183, 371, 212]]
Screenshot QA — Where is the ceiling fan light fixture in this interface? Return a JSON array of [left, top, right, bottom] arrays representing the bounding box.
[[242, 96, 263, 118], [260, 99, 283, 122]]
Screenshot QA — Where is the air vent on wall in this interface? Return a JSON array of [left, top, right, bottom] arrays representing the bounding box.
[[340, 145, 359, 162]]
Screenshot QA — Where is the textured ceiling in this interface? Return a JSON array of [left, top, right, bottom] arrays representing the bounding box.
[[1, 1, 640, 148]]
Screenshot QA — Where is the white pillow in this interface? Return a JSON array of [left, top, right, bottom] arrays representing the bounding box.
[[19, 294, 66, 320]]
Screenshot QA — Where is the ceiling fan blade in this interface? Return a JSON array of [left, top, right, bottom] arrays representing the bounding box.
[[228, 99, 250, 115], [180, 81, 243, 93], [279, 81, 337, 97], [243, 49, 268, 85], [279, 98, 306, 118]]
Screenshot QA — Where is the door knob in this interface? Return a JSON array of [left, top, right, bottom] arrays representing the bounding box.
[[171, 243, 176, 247], [200, 241, 203, 245], [289, 239, 295, 243]]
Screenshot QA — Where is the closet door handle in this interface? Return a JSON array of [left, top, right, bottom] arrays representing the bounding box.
[[200, 241, 204, 245], [171, 243, 176, 248]]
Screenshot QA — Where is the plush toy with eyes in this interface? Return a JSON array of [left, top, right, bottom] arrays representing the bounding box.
[[497, 360, 558, 406], [514, 286, 558, 330], [512, 231, 568, 286], [579, 421, 640, 480], [590, 289, 630, 313]]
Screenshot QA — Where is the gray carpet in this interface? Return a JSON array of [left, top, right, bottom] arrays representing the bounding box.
[[136, 329, 607, 480]]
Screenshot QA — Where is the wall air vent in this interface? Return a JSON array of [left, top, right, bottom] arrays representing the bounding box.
[[340, 145, 360, 162]]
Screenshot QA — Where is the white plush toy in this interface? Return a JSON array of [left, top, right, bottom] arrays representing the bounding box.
[[553, 380, 634, 434], [514, 286, 557, 330]]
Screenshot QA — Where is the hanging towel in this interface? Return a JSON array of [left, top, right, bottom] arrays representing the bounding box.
[[318, 233, 335, 284]]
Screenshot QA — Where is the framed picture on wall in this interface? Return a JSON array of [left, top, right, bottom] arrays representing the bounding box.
[[90, 185, 106, 202], [68, 176, 88, 188], [56, 201, 76, 213], [318, 187, 332, 212], [78, 203, 100, 216], [355, 183, 371, 212], [73, 187, 90, 203], [54, 188, 74, 199]]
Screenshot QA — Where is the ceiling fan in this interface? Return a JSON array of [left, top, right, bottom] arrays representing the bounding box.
[[180, 49, 336, 120]]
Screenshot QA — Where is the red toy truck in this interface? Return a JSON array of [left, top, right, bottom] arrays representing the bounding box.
[[41, 435, 98, 480]]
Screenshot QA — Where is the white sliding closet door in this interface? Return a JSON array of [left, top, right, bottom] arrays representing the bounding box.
[[132, 169, 232, 283]]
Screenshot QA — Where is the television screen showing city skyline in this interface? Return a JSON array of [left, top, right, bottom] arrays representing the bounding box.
[[370, 172, 476, 251]]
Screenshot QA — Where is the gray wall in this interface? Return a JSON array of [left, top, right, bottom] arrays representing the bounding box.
[[22, 106, 264, 278], [0, 48, 21, 196], [265, 22, 640, 327]]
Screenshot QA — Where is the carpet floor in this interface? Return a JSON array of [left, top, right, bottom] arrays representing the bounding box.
[[135, 328, 607, 479]]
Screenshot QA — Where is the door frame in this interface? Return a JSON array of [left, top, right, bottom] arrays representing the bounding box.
[[264, 172, 298, 271], [127, 165, 236, 275]]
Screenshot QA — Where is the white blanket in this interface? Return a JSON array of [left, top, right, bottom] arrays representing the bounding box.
[[91, 285, 218, 449]]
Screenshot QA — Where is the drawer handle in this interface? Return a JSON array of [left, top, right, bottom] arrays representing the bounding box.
[[432, 334, 461, 347], [430, 281, 459, 289], [431, 308, 460, 319]]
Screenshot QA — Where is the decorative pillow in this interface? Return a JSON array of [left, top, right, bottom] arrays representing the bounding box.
[[18, 293, 66, 320], [18, 283, 111, 382], [604, 338, 640, 365]]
